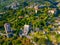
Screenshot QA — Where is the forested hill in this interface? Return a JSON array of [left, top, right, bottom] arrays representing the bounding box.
[[0, 0, 60, 45]]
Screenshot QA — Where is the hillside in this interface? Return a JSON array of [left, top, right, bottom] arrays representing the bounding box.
[[0, 0, 60, 45]]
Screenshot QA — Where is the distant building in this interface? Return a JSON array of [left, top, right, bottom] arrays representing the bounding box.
[[4, 23, 13, 38], [12, 3, 19, 9], [34, 5, 39, 13], [10, 2, 19, 10], [48, 8, 57, 15], [19, 24, 32, 37], [5, 2, 20, 10], [4, 23, 11, 33], [23, 25, 30, 35]]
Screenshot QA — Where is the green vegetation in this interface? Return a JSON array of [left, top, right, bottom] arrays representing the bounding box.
[[0, 0, 60, 45]]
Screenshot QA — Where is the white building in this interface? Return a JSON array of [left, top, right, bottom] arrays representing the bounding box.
[[23, 25, 30, 35], [48, 8, 57, 15], [34, 5, 39, 13]]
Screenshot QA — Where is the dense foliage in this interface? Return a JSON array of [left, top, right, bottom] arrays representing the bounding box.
[[0, 0, 60, 45]]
